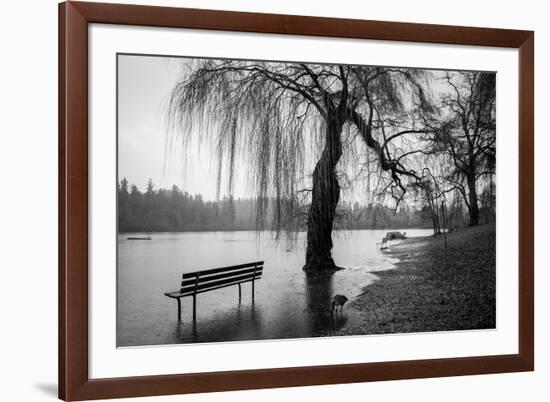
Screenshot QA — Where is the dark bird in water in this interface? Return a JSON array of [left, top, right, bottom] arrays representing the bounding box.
[[331, 295, 348, 313]]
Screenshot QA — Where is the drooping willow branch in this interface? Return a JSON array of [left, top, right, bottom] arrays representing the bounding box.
[[167, 59, 436, 232]]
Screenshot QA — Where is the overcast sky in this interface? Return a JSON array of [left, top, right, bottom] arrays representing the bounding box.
[[119, 54, 211, 197], [117, 54, 483, 203]]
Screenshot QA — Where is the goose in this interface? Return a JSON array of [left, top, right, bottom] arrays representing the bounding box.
[[331, 294, 348, 313]]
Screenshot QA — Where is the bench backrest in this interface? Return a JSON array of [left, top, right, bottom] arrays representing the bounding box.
[[179, 261, 264, 296]]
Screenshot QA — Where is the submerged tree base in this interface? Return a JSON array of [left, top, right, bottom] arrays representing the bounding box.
[[302, 258, 345, 273]]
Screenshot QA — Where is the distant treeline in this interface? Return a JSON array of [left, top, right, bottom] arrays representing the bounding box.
[[336, 203, 433, 230], [118, 178, 461, 233]]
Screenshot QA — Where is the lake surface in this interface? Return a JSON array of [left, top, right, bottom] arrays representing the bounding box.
[[117, 229, 432, 347]]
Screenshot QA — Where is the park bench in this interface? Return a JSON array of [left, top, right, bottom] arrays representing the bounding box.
[[164, 260, 264, 321]]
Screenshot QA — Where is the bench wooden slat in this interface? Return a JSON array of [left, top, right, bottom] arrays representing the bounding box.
[[166, 277, 260, 299], [166, 274, 262, 299], [180, 266, 262, 288], [164, 291, 187, 298], [180, 260, 263, 279], [179, 272, 262, 295]]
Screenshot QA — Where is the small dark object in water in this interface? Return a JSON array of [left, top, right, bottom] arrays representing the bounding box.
[[331, 294, 348, 313], [127, 236, 152, 240]]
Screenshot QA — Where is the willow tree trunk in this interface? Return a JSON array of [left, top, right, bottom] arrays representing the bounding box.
[[303, 118, 343, 272], [467, 166, 480, 226]]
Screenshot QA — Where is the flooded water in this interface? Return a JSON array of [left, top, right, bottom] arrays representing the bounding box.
[[117, 229, 432, 347]]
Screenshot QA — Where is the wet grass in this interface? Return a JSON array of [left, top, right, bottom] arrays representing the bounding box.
[[325, 224, 496, 336]]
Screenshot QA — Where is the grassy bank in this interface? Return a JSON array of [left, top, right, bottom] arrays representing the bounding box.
[[328, 224, 496, 336]]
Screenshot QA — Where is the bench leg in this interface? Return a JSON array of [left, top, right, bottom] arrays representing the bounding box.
[[238, 283, 242, 301], [176, 298, 182, 321], [252, 279, 255, 301], [192, 295, 197, 322]]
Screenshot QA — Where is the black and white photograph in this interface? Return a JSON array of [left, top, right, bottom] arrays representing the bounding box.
[[116, 54, 496, 347], [1, 0, 545, 400]]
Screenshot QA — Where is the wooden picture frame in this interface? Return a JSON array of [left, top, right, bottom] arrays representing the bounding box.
[[59, 1, 534, 400]]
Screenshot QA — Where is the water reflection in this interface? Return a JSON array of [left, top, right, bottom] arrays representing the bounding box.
[[173, 300, 261, 343], [304, 272, 332, 332], [117, 229, 433, 346]]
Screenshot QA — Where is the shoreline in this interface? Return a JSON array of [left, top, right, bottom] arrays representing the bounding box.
[[119, 227, 433, 235], [325, 224, 496, 336]]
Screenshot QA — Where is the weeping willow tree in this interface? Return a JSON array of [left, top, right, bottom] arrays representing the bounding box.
[[167, 59, 434, 272]]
